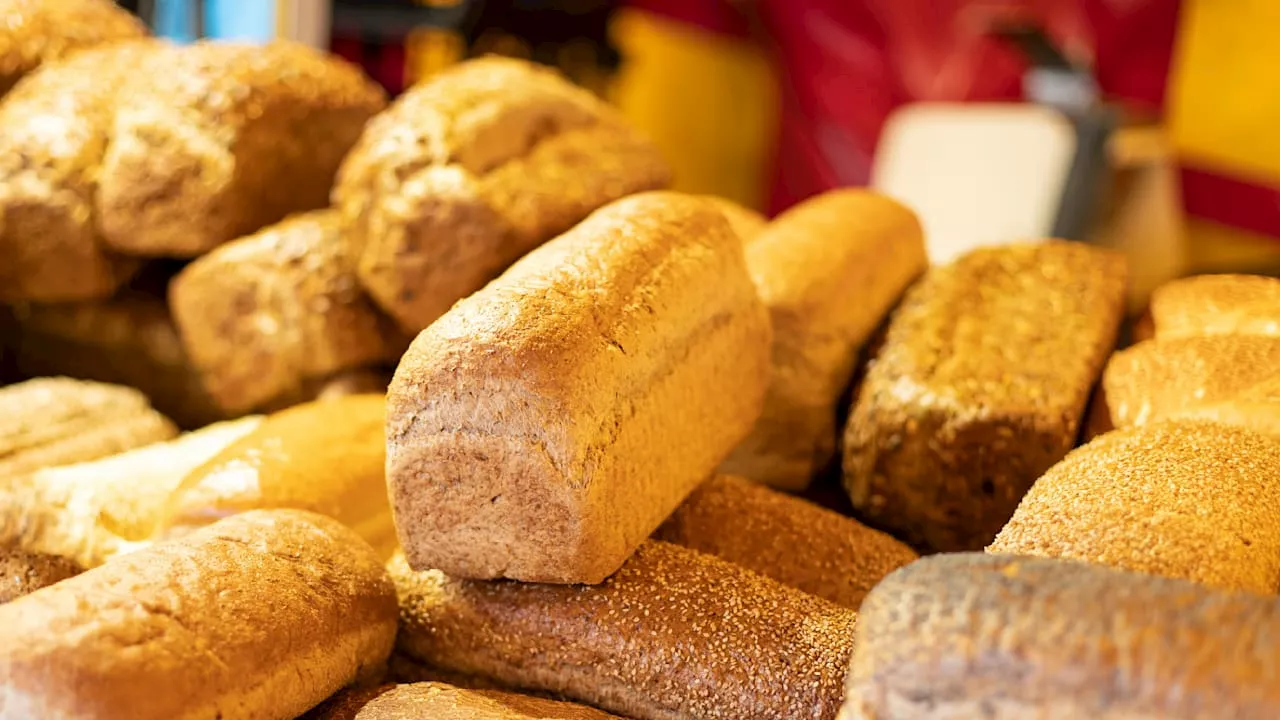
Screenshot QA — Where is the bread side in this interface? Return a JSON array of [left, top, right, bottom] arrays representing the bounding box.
[[843, 241, 1127, 552], [306, 683, 624, 720], [0, 547, 82, 604], [388, 192, 770, 583], [702, 196, 767, 244], [1150, 273, 1280, 338], [0, 0, 148, 95], [840, 553, 1280, 720]]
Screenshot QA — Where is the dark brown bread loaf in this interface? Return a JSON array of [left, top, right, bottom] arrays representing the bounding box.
[[0, 546, 81, 603], [1150, 273, 1280, 338], [392, 540, 857, 720], [0, 0, 148, 96], [334, 56, 671, 333], [387, 192, 770, 584], [305, 683, 623, 720], [655, 474, 916, 608], [842, 241, 1127, 552], [840, 553, 1280, 720]]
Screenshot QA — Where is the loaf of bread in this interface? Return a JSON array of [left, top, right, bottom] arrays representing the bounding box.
[[0, 0, 148, 96], [655, 474, 916, 608], [98, 40, 386, 257], [388, 192, 770, 583], [703, 196, 767, 244], [841, 553, 1280, 720], [988, 420, 1280, 593], [0, 546, 81, 604], [392, 540, 857, 720], [843, 242, 1127, 552], [171, 210, 400, 412], [0, 509, 397, 719], [306, 683, 623, 720], [159, 395, 396, 557], [1160, 373, 1280, 437], [1150, 273, 1280, 338], [721, 189, 926, 489], [334, 56, 671, 332], [0, 377, 176, 478]]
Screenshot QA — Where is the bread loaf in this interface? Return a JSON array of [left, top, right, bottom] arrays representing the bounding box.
[[0, 377, 175, 478], [0, 0, 148, 96], [387, 192, 770, 583], [0, 509, 397, 720], [988, 420, 1280, 593], [721, 189, 926, 489], [843, 242, 1127, 552], [98, 40, 386, 256], [306, 683, 623, 720], [392, 540, 857, 720], [1150, 273, 1280, 338], [655, 474, 916, 608], [171, 210, 400, 412], [159, 395, 396, 557], [840, 553, 1280, 720], [1160, 373, 1280, 437], [0, 546, 81, 604], [334, 56, 671, 332], [703, 196, 767, 244]]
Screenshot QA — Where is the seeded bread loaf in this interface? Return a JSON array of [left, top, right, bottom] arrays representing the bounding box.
[[1150, 273, 1280, 338], [334, 56, 671, 332], [843, 242, 1127, 552], [392, 540, 857, 720], [840, 553, 1280, 720], [387, 192, 770, 583], [721, 189, 926, 489], [0, 546, 81, 604], [306, 683, 623, 720], [0, 0, 148, 96]]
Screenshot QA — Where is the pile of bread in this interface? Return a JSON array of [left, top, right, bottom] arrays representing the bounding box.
[[3, 1, 1280, 719]]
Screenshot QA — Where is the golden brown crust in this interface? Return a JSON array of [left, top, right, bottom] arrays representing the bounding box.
[[171, 210, 400, 412], [655, 474, 916, 608], [334, 56, 671, 332], [306, 683, 624, 720], [393, 540, 857, 720], [841, 553, 1280, 720], [0, 509, 398, 719], [988, 420, 1280, 593], [702, 196, 767, 244], [1150, 274, 1280, 339], [387, 192, 770, 584], [842, 241, 1128, 552], [0, 546, 81, 603], [721, 190, 926, 489], [0, 0, 149, 96]]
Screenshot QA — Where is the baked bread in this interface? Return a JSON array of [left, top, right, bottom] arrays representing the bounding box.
[[843, 241, 1128, 552], [655, 474, 916, 608], [0, 546, 81, 604], [306, 683, 623, 720], [0, 509, 397, 720], [159, 395, 396, 558], [392, 540, 857, 720], [1150, 273, 1280, 338], [703, 195, 767, 244], [1160, 373, 1280, 437], [171, 210, 400, 413], [721, 189, 926, 489], [988, 420, 1280, 593], [387, 192, 770, 583], [0, 0, 148, 96], [840, 553, 1280, 720], [334, 56, 671, 332], [0, 377, 176, 479]]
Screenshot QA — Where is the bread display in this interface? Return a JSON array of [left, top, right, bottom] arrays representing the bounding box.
[[843, 242, 1127, 552], [655, 474, 917, 608], [387, 192, 770, 583], [306, 683, 623, 720], [841, 553, 1280, 720], [392, 540, 857, 720], [334, 56, 671, 332], [0, 377, 176, 478], [0, 0, 148, 96], [721, 189, 926, 489], [171, 210, 400, 413], [703, 195, 768, 244], [0, 546, 81, 604], [1150, 273, 1280, 338], [0, 509, 397, 719]]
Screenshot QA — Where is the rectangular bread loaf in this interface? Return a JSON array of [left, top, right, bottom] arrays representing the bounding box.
[[387, 192, 771, 583]]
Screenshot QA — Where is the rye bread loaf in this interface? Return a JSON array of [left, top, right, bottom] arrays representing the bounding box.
[[305, 683, 623, 720], [1150, 273, 1280, 338], [0, 0, 147, 96], [0, 546, 81, 604], [387, 192, 771, 583], [842, 241, 1127, 552]]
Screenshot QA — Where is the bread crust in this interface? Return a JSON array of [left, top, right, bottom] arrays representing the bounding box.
[[1150, 273, 1280, 338], [0, 546, 81, 604], [702, 196, 767, 244], [305, 682, 623, 720], [387, 192, 770, 583], [0, 0, 148, 96]]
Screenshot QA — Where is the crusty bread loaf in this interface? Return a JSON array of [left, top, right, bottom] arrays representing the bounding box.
[[0, 509, 397, 720], [0, 546, 81, 604], [306, 683, 623, 720], [0, 0, 148, 96], [334, 56, 671, 332], [840, 553, 1280, 720], [0, 377, 176, 478], [171, 210, 400, 412], [1150, 273, 1280, 338], [655, 474, 916, 608], [160, 395, 395, 557], [721, 189, 926, 489], [843, 242, 1127, 552], [387, 192, 770, 583], [703, 196, 767, 244], [988, 420, 1280, 593], [98, 40, 386, 257], [392, 540, 857, 720], [1160, 373, 1280, 437]]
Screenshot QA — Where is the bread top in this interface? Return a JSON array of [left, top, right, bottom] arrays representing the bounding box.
[[1162, 373, 1280, 438], [988, 420, 1280, 592], [1151, 274, 1280, 339], [0, 546, 82, 603], [703, 195, 768, 244], [306, 683, 623, 720], [844, 553, 1280, 719], [0, 0, 148, 94]]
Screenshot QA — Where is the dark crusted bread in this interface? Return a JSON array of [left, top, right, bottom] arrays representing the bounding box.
[[0, 545, 81, 603], [305, 682, 623, 720]]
